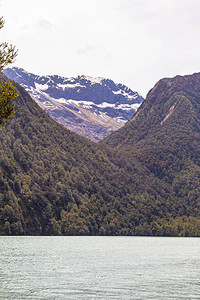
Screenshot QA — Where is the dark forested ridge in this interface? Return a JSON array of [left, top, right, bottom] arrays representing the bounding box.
[[103, 72, 200, 235], [0, 71, 200, 236]]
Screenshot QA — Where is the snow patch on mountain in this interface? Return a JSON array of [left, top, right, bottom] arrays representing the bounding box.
[[35, 83, 49, 91]]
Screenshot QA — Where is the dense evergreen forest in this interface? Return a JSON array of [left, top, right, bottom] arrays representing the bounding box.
[[103, 73, 200, 235], [0, 72, 200, 236]]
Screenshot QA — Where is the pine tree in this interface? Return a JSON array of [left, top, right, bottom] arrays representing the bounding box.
[[0, 17, 18, 126]]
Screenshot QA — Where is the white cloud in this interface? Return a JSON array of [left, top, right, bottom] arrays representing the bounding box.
[[1, 0, 200, 96]]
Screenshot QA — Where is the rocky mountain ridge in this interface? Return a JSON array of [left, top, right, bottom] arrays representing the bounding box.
[[3, 67, 144, 141]]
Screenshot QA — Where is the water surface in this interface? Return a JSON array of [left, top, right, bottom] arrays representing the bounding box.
[[0, 236, 200, 299]]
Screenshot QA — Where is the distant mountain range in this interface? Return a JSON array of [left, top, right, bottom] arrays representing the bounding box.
[[3, 67, 144, 141]]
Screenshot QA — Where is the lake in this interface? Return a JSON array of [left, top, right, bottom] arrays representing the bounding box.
[[0, 236, 200, 299]]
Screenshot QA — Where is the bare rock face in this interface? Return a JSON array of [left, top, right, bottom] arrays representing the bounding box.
[[3, 67, 144, 141]]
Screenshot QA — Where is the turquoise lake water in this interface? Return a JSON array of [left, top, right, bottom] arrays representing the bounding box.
[[0, 236, 200, 299]]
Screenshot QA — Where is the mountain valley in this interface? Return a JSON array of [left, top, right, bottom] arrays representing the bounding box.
[[0, 71, 200, 236]]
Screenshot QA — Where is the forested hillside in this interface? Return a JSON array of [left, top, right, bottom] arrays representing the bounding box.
[[0, 72, 164, 235], [0, 72, 200, 236], [103, 73, 200, 235]]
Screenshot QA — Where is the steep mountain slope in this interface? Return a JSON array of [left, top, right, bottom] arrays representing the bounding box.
[[3, 67, 143, 141], [103, 73, 200, 234]]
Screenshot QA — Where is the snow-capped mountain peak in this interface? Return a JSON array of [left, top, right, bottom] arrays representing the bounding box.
[[3, 67, 144, 141]]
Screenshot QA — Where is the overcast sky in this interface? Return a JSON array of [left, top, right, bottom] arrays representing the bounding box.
[[1, 0, 200, 96]]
